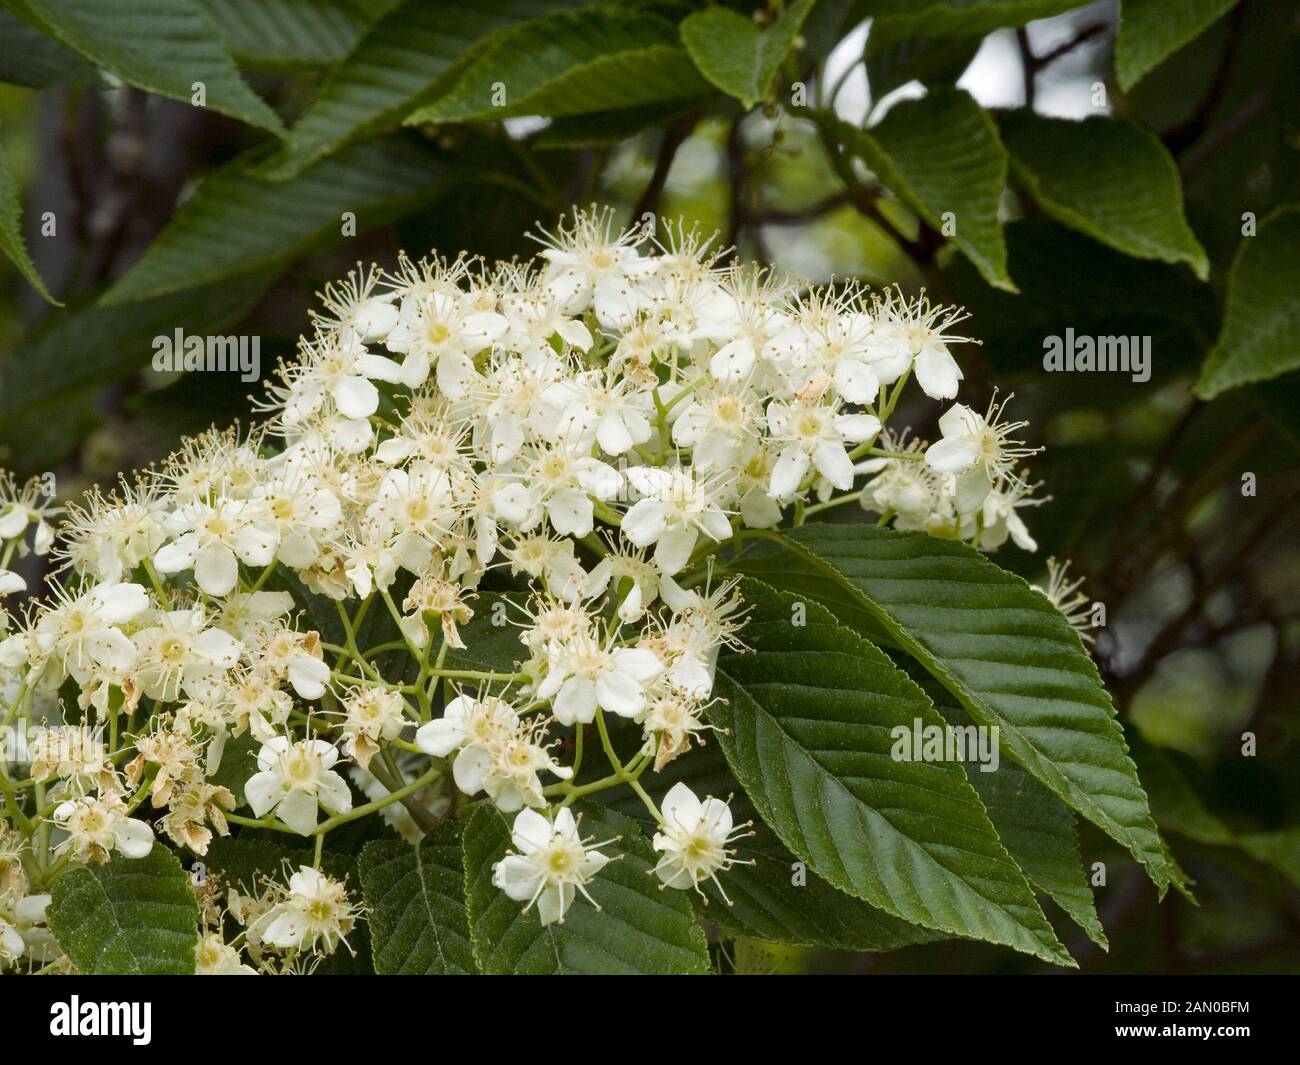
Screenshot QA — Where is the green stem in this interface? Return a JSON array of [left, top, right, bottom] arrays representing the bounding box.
[[246, 561, 279, 594], [804, 489, 865, 517]]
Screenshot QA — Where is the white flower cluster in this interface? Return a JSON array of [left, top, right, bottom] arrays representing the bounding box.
[[0, 209, 1044, 965]]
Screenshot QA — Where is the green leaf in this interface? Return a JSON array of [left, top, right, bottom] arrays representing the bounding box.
[[0, 8, 99, 86], [1195, 206, 1300, 399], [128, 348, 271, 438], [909, 603, 1105, 949], [463, 802, 711, 974], [1115, 0, 1241, 91], [206, 731, 262, 808], [100, 139, 447, 306], [605, 736, 944, 953], [358, 825, 477, 974], [8, 0, 285, 133], [679, 0, 815, 110], [406, 8, 711, 125], [800, 0, 862, 60], [967, 760, 1107, 948], [826, 89, 1015, 291], [710, 579, 1073, 965], [0, 143, 59, 304], [734, 525, 1188, 898], [1238, 830, 1300, 890], [533, 101, 698, 149], [202, 836, 292, 889], [198, 0, 382, 71], [999, 111, 1209, 280], [204, 835, 359, 889], [0, 271, 275, 475], [442, 591, 531, 676], [863, 0, 1079, 44], [865, 31, 982, 99], [47, 847, 199, 975], [1129, 735, 1300, 890], [262, 0, 578, 181], [1127, 733, 1234, 846]]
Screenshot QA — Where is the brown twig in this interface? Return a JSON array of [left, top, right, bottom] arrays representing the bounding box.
[[632, 114, 698, 229], [1101, 400, 1203, 590], [1033, 21, 1109, 69], [1104, 417, 1268, 604], [723, 117, 748, 255], [751, 191, 852, 226], [1114, 486, 1300, 703], [1015, 27, 1036, 109]]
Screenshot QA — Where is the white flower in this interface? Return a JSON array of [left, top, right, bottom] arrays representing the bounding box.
[[415, 692, 506, 758], [0, 474, 59, 556], [195, 932, 256, 975], [415, 694, 569, 812], [59, 480, 168, 583], [281, 329, 406, 422], [252, 470, 342, 569], [498, 281, 594, 357], [30, 725, 114, 794], [672, 382, 762, 472], [342, 521, 403, 598], [475, 349, 571, 462], [652, 783, 747, 899], [767, 306, 880, 404], [971, 474, 1041, 552], [621, 467, 732, 575], [522, 444, 621, 539], [0, 917, 23, 963], [0, 501, 30, 540], [154, 498, 279, 597], [384, 290, 508, 399], [857, 435, 945, 531], [340, 687, 407, 768], [924, 395, 1036, 512], [553, 370, 655, 456], [33, 582, 149, 682], [491, 807, 611, 925], [583, 546, 663, 622], [765, 400, 881, 498], [643, 690, 711, 770], [535, 209, 653, 324], [365, 465, 454, 547], [0, 894, 51, 966], [913, 338, 962, 400], [535, 628, 664, 725], [288, 648, 331, 700], [257, 866, 357, 954], [52, 794, 155, 862], [880, 294, 969, 399], [1035, 557, 1095, 642], [134, 609, 243, 702], [245, 737, 352, 835], [212, 589, 295, 642], [503, 534, 588, 602]]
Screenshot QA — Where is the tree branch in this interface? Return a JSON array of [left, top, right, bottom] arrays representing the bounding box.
[[632, 114, 698, 229]]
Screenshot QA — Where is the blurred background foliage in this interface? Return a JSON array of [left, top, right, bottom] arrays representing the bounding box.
[[1, 0, 1298, 973]]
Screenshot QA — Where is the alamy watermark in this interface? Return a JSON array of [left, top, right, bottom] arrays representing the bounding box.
[[49, 997, 151, 1045], [152, 329, 261, 382], [891, 718, 1001, 773], [1, 723, 104, 768], [1042, 328, 1151, 383]]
